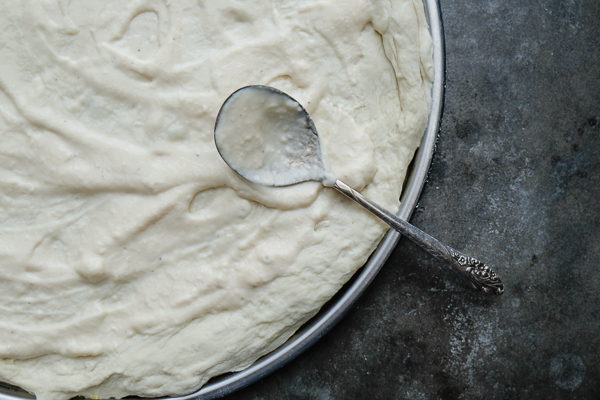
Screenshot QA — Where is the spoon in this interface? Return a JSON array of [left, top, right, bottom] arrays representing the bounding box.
[[214, 85, 504, 295]]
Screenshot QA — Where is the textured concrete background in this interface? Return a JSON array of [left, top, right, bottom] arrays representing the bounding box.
[[223, 0, 600, 398]]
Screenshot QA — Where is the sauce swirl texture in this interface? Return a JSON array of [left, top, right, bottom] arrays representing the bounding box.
[[0, 1, 432, 399]]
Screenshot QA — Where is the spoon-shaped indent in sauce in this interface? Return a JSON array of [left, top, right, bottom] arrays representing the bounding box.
[[214, 85, 504, 295]]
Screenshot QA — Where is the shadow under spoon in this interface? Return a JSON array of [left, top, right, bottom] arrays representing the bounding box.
[[214, 85, 504, 295]]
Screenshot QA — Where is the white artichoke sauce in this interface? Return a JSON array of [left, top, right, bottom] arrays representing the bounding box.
[[0, 1, 432, 399]]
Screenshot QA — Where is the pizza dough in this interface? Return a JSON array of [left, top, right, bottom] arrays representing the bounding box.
[[0, 0, 432, 399]]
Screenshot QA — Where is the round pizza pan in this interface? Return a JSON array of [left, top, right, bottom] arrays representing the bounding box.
[[0, 0, 444, 399]]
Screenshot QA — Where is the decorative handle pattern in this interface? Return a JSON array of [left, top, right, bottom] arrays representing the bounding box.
[[333, 179, 504, 295], [446, 249, 504, 294]]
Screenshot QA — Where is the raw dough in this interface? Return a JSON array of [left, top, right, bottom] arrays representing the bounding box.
[[0, 0, 433, 399]]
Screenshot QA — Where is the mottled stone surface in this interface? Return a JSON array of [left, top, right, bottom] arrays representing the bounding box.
[[222, 0, 600, 399]]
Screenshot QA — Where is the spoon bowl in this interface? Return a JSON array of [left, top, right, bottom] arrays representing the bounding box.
[[215, 85, 335, 187]]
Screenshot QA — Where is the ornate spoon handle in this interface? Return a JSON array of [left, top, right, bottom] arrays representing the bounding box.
[[333, 180, 504, 295]]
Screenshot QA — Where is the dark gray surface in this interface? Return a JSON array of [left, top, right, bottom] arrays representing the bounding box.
[[222, 0, 600, 398]]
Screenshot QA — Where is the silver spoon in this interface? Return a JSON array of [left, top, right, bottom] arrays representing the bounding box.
[[214, 85, 504, 295]]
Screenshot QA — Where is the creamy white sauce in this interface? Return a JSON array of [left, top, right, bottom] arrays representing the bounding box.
[[215, 86, 336, 187], [0, 1, 433, 399]]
